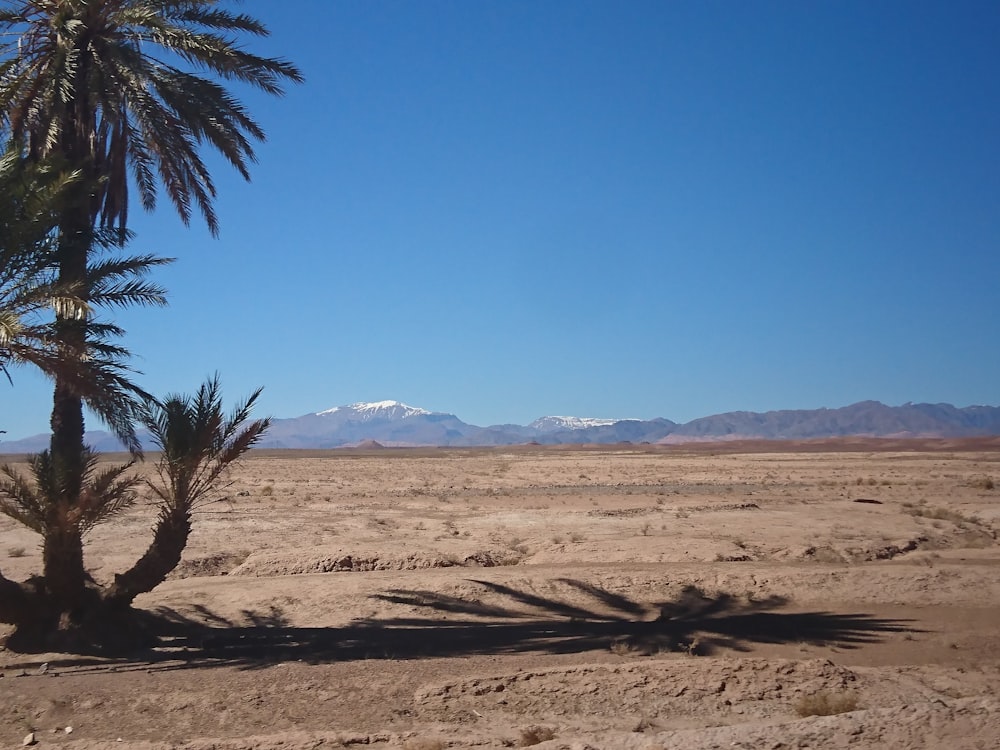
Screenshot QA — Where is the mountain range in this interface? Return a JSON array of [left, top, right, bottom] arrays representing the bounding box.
[[2, 399, 1000, 453]]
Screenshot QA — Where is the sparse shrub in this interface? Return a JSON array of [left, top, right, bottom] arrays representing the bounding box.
[[519, 725, 556, 746], [260, 484, 274, 496], [905, 505, 983, 526], [639, 522, 652, 536], [632, 716, 660, 733], [794, 690, 859, 717], [568, 531, 585, 543], [680, 636, 702, 656], [609, 639, 634, 656], [506, 536, 530, 555], [970, 475, 995, 490], [7, 545, 26, 558]]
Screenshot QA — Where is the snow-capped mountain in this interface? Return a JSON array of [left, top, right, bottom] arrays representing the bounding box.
[[316, 400, 430, 422], [3, 401, 1000, 453], [529, 416, 630, 433], [259, 400, 475, 448]]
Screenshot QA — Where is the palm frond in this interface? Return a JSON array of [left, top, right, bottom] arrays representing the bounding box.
[[141, 376, 269, 513], [78, 459, 141, 533], [0, 448, 140, 536], [0, 0, 302, 233], [0, 461, 46, 533]]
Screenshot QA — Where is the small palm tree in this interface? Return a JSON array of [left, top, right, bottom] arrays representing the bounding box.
[[0, 448, 139, 536], [103, 376, 269, 608], [0, 447, 141, 611]]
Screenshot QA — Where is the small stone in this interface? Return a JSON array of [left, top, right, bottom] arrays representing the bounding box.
[[64, 726, 73, 734], [22, 732, 36, 746]]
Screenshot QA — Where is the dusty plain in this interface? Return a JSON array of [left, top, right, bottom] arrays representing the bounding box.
[[1, 439, 999, 749]]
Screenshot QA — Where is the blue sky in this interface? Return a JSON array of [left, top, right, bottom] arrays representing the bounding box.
[[3, 0, 999, 441]]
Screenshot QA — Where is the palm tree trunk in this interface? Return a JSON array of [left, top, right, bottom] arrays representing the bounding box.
[[41, 200, 92, 614], [103, 509, 192, 608], [41, 521, 86, 605]]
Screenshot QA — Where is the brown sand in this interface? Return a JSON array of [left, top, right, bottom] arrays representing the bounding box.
[[1, 441, 999, 749]]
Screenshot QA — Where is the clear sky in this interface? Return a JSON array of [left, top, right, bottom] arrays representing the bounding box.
[[3, 0, 999, 441]]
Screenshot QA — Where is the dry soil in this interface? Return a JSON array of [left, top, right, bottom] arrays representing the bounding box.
[[1, 440, 999, 749]]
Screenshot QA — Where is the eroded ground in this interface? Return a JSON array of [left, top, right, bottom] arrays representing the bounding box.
[[1, 442, 999, 749]]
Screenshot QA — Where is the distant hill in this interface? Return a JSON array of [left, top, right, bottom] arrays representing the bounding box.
[[2, 399, 999, 454], [665, 401, 1000, 442]]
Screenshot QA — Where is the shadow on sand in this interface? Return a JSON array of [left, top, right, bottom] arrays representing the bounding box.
[[15, 579, 914, 672]]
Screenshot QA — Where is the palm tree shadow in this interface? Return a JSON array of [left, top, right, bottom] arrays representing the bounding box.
[[14, 579, 916, 672]]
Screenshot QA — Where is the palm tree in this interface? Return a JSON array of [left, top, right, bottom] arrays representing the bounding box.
[[0, 143, 169, 635], [0, 1, 301, 625], [103, 376, 269, 608]]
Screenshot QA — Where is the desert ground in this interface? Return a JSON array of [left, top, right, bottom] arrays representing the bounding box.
[[1, 439, 999, 749]]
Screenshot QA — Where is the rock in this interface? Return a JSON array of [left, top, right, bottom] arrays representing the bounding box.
[[22, 732, 36, 746]]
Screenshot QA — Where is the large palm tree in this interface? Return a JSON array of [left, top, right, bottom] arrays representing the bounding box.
[[0, 1, 301, 626], [0, 143, 168, 634]]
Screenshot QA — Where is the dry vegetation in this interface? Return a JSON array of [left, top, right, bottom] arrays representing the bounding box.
[[1, 440, 999, 748]]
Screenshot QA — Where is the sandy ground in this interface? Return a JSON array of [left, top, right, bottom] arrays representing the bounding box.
[[1, 441, 999, 749]]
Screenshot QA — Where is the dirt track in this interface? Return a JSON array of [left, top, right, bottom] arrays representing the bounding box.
[[1, 442, 999, 749]]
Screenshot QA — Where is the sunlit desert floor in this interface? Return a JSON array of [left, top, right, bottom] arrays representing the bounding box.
[[2, 440, 999, 749]]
